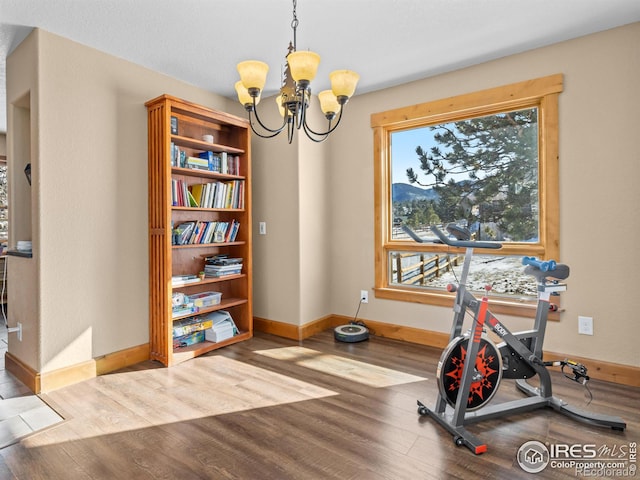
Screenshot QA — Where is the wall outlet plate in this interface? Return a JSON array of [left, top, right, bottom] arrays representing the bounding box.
[[360, 290, 369, 303], [578, 316, 593, 335]]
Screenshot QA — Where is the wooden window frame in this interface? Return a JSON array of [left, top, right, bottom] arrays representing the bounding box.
[[371, 74, 563, 317]]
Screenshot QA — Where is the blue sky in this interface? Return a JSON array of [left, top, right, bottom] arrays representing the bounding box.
[[391, 126, 438, 186]]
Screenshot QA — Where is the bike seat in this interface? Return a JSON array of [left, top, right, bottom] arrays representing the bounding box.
[[446, 223, 471, 241]]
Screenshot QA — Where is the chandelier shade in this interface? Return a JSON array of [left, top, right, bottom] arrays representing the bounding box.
[[287, 51, 321, 84], [236, 60, 269, 92], [330, 70, 360, 100], [235, 0, 358, 143], [235, 81, 259, 106], [318, 90, 341, 116]]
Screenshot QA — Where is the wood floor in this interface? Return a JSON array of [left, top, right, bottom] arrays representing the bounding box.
[[0, 330, 638, 479]]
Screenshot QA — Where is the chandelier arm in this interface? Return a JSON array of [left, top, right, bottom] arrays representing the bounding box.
[[288, 118, 295, 144], [250, 99, 288, 134], [301, 106, 345, 138], [249, 122, 285, 139], [248, 111, 288, 139], [301, 121, 330, 143]]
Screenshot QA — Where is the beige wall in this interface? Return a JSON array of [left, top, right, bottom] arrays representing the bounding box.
[[6, 29, 238, 374], [323, 22, 640, 367], [298, 107, 331, 325], [251, 108, 302, 325], [6, 31, 39, 371], [0, 134, 6, 155], [250, 101, 332, 327]]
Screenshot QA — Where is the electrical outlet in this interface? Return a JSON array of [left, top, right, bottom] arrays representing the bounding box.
[[360, 290, 369, 303], [578, 316, 593, 335]]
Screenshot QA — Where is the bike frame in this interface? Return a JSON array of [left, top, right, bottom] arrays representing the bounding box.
[[405, 225, 626, 454]]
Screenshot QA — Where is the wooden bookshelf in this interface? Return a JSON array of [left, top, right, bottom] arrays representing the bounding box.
[[145, 94, 252, 366]]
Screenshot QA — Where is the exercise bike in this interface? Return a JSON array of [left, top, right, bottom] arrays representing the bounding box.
[[403, 223, 626, 455]]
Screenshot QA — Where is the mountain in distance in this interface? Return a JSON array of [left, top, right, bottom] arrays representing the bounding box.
[[392, 183, 439, 203]]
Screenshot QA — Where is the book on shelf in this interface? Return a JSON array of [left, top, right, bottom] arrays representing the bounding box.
[[172, 303, 198, 318], [186, 156, 210, 171], [204, 254, 243, 277], [197, 151, 241, 176], [171, 178, 192, 207], [204, 264, 243, 277], [173, 221, 195, 245], [202, 310, 238, 343], [172, 220, 240, 245], [205, 254, 243, 265], [171, 144, 187, 168], [205, 323, 235, 343], [173, 330, 205, 349], [204, 264, 243, 271], [187, 180, 244, 209], [187, 190, 199, 207], [171, 274, 200, 286], [172, 316, 214, 338]]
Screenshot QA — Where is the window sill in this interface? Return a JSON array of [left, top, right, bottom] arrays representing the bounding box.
[[373, 286, 561, 321]]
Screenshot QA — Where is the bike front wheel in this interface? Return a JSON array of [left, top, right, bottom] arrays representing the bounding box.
[[436, 334, 503, 411]]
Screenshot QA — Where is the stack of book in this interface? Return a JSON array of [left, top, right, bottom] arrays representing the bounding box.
[[173, 316, 214, 338], [171, 274, 200, 286], [204, 255, 243, 278], [173, 330, 205, 349], [173, 312, 223, 349], [203, 310, 238, 343]]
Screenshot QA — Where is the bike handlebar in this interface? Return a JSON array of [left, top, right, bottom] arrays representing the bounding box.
[[402, 224, 502, 250], [522, 256, 557, 271]]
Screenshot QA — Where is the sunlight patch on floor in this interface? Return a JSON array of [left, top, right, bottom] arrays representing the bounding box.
[[24, 356, 337, 447], [255, 346, 427, 387]]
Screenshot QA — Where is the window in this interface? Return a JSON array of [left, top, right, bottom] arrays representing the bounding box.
[[371, 74, 563, 316]]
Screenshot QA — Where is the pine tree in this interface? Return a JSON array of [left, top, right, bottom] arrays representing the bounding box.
[[406, 108, 538, 241]]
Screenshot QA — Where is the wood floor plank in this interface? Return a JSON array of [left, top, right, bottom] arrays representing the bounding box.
[[0, 330, 637, 479]]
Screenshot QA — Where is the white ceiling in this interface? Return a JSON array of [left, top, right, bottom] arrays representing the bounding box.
[[1, 0, 640, 133]]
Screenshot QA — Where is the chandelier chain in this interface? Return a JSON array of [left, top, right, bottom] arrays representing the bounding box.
[[291, 0, 298, 50]]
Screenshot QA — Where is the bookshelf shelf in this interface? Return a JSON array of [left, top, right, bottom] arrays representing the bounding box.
[[171, 297, 248, 321], [170, 135, 245, 155], [172, 331, 252, 364], [172, 274, 246, 289], [146, 94, 253, 367], [171, 166, 245, 180], [172, 206, 245, 213], [172, 241, 245, 250]]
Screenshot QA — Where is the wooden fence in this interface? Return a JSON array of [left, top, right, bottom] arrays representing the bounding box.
[[393, 252, 463, 286]]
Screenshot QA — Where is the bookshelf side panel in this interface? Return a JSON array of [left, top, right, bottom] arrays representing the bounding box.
[[147, 100, 172, 365]]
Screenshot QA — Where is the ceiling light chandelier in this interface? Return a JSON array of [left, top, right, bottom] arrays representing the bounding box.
[[235, 0, 359, 143]]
